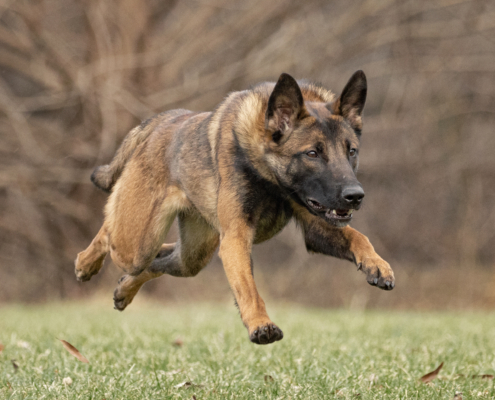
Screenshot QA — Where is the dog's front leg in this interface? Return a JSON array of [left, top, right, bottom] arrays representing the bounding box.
[[293, 203, 395, 290], [340, 226, 395, 290], [218, 220, 283, 345]]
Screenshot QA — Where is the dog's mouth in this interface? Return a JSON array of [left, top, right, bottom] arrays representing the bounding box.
[[307, 198, 354, 223]]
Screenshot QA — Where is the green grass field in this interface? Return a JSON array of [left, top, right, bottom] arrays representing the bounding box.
[[1, 301, 494, 399]]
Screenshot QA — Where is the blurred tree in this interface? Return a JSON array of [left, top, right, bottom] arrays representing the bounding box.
[[1, 0, 494, 304]]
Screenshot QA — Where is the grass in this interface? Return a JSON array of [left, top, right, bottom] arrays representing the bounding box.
[[0, 300, 494, 399]]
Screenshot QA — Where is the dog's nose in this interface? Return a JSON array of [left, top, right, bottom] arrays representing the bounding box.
[[342, 185, 365, 205]]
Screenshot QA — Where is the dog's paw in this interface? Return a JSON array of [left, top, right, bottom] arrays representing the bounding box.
[[74, 260, 96, 283], [113, 275, 136, 311], [358, 257, 395, 290], [249, 323, 284, 345], [74, 253, 104, 282], [75, 267, 93, 282]]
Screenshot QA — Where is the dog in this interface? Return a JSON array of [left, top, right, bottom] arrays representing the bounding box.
[[75, 71, 395, 345]]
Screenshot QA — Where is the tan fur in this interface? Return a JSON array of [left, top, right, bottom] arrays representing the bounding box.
[[90, 111, 188, 192], [75, 72, 394, 345], [344, 227, 394, 284], [292, 201, 394, 286]]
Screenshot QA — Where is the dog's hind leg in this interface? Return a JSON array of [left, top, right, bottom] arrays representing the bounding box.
[[75, 224, 109, 282], [113, 212, 219, 311], [151, 213, 220, 278]]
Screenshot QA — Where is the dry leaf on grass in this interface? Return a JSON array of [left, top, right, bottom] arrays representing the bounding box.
[[172, 338, 184, 347], [455, 373, 493, 380], [472, 374, 494, 379], [420, 362, 444, 383], [174, 381, 204, 389], [0, 343, 4, 353], [264, 375, 274, 383], [59, 339, 89, 363], [453, 391, 463, 400], [11, 360, 19, 372]]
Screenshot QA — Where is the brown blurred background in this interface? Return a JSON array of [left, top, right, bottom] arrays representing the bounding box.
[[1, 0, 494, 309]]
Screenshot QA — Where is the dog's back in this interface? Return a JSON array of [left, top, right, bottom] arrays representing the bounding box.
[[91, 109, 194, 192]]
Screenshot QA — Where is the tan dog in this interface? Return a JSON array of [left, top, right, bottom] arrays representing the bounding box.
[[75, 71, 395, 344]]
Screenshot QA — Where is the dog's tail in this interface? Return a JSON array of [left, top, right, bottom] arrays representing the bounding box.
[[91, 122, 154, 192]]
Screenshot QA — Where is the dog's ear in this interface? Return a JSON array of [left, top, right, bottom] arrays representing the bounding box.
[[328, 70, 367, 132], [265, 73, 306, 143]]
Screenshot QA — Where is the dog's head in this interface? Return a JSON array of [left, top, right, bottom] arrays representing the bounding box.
[[263, 71, 367, 227]]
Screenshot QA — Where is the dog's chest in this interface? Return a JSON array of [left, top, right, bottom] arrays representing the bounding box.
[[254, 201, 292, 244], [234, 148, 293, 243]]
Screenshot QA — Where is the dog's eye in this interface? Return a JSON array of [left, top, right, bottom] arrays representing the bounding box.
[[349, 148, 357, 157], [307, 150, 318, 158]]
